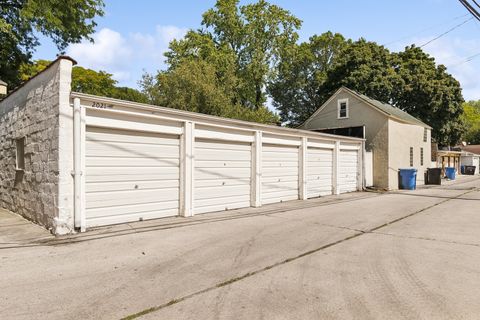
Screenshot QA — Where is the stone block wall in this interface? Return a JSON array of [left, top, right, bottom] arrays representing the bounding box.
[[0, 58, 74, 234]]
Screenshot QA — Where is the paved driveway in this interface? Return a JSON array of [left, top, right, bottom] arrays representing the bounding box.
[[1, 176, 479, 319]]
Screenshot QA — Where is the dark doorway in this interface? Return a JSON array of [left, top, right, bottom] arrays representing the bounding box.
[[314, 126, 365, 139]]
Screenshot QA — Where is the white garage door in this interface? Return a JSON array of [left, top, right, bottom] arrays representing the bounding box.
[[85, 127, 180, 227], [338, 149, 359, 193], [307, 148, 334, 198], [262, 144, 299, 204], [194, 139, 252, 214]]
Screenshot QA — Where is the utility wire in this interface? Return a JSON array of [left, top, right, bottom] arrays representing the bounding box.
[[449, 51, 480, 66], [383, 13, 469, 46], [418, 17, 473, 48], [458, 0, 480, 22]]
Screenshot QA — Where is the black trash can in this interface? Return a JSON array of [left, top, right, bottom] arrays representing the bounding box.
[[426, 168, 442, 185], [464, 165, 476, 175]]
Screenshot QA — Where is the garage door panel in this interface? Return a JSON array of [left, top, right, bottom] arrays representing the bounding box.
[[262, 153, 299, 161], [262, 161, 298, 168], [262, 191, 298, 204], [194, 139, 252, 214], [86, 206, 179, 227], [195, 184, 251, 200], [194, 178, 250, 188], [86, 143, 179, 159], [86, 173, 179, 183], [195, 167, 251, 180], [262, 167, 299, 177], [86, 180, 179, 193], [262, 180, 298, 192], [87, 156, 180, 167], [85, 127, 180, 226], [87, 202, 179, 219], [196, 149, 252, 161], [195, 160, 251, 168], [87, 166, 179, 177], [86, 188, 179, 209], [194, 196, 251, 215], [87, 130, 179, 145]]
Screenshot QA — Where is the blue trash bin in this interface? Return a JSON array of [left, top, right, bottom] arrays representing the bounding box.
[[460, 165, 465, 174], [445, 167, 456, 180], [398, 169, 417, 190]]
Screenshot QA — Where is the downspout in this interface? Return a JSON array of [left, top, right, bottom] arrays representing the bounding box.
[[73, 97, 85, 231]]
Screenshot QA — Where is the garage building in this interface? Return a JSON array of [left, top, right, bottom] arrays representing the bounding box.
[[0, 57, 364, 234]]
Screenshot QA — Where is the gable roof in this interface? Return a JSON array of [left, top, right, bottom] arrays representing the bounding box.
[[460, 145, 480, 155], [303, 87, 432, 129]]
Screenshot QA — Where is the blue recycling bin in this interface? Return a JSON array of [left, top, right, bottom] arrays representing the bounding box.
[[445, 167, 456, 180], [460, 165, 465, 174], [398, 169, 417, 190]]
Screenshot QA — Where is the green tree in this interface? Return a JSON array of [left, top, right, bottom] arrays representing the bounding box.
[[268, 32, 348, 126], [319, 38, 402, 108], [393, 46, 465, 146], [270, 36, 465, 146], [462, 100, 480, 144], [19, 59, 147, 103], [0, 0, 104, 86], [71, 66, 116, 96], [140, 58, 278, 124], [160, 0, 301, 111]]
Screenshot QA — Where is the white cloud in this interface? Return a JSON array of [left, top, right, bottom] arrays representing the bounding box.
[[67, 28, 132, 78], [131, 25, 188, 65], [389, 36, 480, 100], [66, 25, 188, 86]]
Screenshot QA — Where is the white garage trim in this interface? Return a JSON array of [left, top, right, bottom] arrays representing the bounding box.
[[261, 144, 299, 204], [84, 127, 180, 227], [85, 107, 182, 135], [194, 138, 252, 214], [251, 131, 262, 207], [180, 121, 194, 217], [195, 124, 254, 143]]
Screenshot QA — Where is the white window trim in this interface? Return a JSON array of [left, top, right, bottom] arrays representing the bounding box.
[[337, 98, 349, 119]]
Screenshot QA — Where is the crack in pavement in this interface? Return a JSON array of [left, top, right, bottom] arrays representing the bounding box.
[[371, 231, 480, 249], [121, 187, 478, 320]]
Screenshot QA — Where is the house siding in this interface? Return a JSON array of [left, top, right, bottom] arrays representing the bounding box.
[[388, 119, 431, 190], [302, 90, 390, 189]]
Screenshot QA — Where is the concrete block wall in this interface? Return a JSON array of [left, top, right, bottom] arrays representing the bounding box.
[[0, 58, 74, 234]]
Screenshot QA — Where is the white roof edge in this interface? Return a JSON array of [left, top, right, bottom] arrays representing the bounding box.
[[71, 91, 365, 142]]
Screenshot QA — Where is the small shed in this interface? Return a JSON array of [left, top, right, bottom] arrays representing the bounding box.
[[460, 152, 480, 175], [436, 150, 461, 175]]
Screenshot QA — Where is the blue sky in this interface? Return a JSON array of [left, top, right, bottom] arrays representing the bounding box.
[[34, 0, 480, 100]]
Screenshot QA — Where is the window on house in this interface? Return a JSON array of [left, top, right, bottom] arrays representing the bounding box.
[[338, 99, 348, 119], [410, 147, 414, 167], [420, 147, 424, 166], [423, 128, 428, 142], [16, 138, 25, 171]]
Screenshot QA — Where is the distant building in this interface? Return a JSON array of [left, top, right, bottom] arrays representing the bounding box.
[[300, 87, 432, 190]]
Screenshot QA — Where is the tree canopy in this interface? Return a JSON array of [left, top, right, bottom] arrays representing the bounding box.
[[0, 0, 104, 87], [462, 100, 480, 144], [141, 0, 301, 124], [269, 34, 465, 146], [19, 59, 148, 103]]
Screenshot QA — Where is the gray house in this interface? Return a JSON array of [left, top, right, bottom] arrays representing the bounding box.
[[300, 87, 432, 190]]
